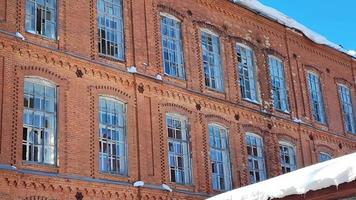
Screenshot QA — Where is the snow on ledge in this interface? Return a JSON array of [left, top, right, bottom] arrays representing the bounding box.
[[232, 0, 356, 58], [208, 152, 356, 200]]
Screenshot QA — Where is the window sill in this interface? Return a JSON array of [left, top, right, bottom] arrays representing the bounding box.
[[19, 161, 59, 173], [242, 98, 261, 106], [96, 171, 132, 183], [169, 182, 195, 192], [25, 30, 58, 42], [98, 54, 125, 63]]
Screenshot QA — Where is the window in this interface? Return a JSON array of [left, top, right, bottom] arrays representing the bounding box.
[[99, 96, 127, 175], [201, 30, 224, 91], [279, 142, 297, 174], [160, 14, 185, 79], [97, 0, 125, 60], [246, 133, 266, 183], [338, 85, 356, 133], [166, 114, 192, 184], [209, 124, 232, 191], [23, 78, 57, 165], [269, 56, 289, 112], [25, 0, 57, 39], [307, 72, 326, 124], [319, 152, 332, 162], [237, 44, 259, 102]]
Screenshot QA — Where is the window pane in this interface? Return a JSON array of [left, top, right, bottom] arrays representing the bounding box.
[[237, 45, 258, 102], [307, 73, 326, 123], [209, 124, 231, 190], [166, 114, 191, 184], [23, 78, 57, 165], [201, 31, 223, 91], [97, 0, 125, 60], [279, 143, 297, 174], [269, 56, 289, 112], [246, 134, 266, 183], [99, 97, 127, 175], [338, 85, 356, 133], [25, 0, 57, 39]]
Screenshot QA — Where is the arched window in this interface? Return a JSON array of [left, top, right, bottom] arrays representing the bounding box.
[[268, 56, 289, 112], [246, 133, 266, 183], [23, 77, 57, 165], [236, 43, 259, 103], [166, 113, 192, 184], [307, 72, 326, 124], [279, 141, 297, 173], [160, 13, 185, 79], [97, 0, 125, 60], [201, 29, 224, 92], [99, 96, 127, 175], [209, 124, 232, 191], [338, 84, 356, 133], [319, 152, 332, 162]]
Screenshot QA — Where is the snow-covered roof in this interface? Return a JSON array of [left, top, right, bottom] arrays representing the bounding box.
[[208, 152, 356, 200], [232, 0, 356, 58]]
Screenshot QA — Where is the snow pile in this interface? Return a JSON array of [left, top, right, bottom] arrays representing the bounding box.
[[207, 152, 356, 200], [348, 50, 356, 57], [232, 0, 355, 58]]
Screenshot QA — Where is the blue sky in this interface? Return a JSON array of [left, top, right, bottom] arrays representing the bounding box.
[[259, 0, 356, 51]]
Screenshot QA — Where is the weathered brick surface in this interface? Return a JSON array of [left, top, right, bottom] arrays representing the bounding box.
[[0, 0, 355, 199]]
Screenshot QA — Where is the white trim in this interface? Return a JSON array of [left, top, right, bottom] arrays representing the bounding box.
[[99, 95, 126, 105], [307, 70, 320, 77], [278, 140, 295, 148], [160, 12, 181, 22], [24, 76, 57, 86], [268, 54, 283, 63], [236, 43, 253, 51], [246, 132, 263, 141], [200, 28, 219, 37]]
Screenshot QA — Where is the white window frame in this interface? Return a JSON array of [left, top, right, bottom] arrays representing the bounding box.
[[279, 141, 297, 174], [338, 84, 356, 134], [268, 55, 289, 112], [319, 152, 332, 162], [160, 13, 185, 79], [166, 113, 192, 185], [97, 0, 125, 60], [201, 30, 224, 92], [23, 77, 57, 165], [307, 72, 327, 124], [25, 0, 57, 39], [99, 96, 128, 175], [236, 43, 259, 103], [246, 132, 266, 184], [209, 123, 232, 191]]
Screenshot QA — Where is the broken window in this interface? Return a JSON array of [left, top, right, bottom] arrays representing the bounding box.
[[160, 14, 185, 79], [246, 133, 266, 183], [237, 44, 259, 103], [338, 84, 356, 133], [307, 72, 326, 124], [166, 114, 192, 184], [201, 30, 224, 92], [25, 0, 57, 39], [99, 96, 127, 175], [97, 0, 124, 60], [23, 78, 57, 165], [209, 124, 232, 191], [269, 56, 289, 112], [279, 142, 297, 174]]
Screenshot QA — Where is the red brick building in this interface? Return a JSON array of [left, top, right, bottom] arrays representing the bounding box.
[[0, 0, 355, 199]]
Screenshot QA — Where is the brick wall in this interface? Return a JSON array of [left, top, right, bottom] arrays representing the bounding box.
[[0, 0, 355, 199]]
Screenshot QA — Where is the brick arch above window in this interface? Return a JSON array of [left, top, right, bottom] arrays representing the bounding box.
[[157, 4, 186, 22], [240, 124, 267, 138], [304, 64, 323, 75], [276, 133, 298, 145], [262, 48, 286, 60], [160, 102, 194, 116], [230, 36, 259, 52], [193, 20, 226, 37], [316, 144, 335, 158], [334, 77, 353, 88], [205, 114, 231, 129]]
